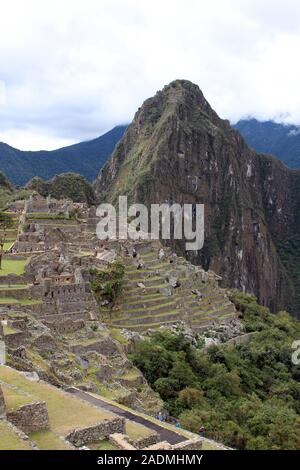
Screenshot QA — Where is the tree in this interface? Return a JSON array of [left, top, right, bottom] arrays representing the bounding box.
[[0, 211, 14, 269]]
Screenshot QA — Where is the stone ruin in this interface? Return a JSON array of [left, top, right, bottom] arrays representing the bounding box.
[[6, 401, 50, 433], [0, 384, 5, 416]]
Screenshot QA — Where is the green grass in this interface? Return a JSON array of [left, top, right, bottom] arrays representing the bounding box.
[[19, 299, 42, 305], [29, 430, 73, 450], [0, 297, 19, 304], [0, 420, 30, 450], [121, 369, 140, 380], [202, 440, 223, 450], [3, 324, 19, 335], [0, 259, 27, 276], [0, 284, 27, 289], [2, 384, 34, 410], [125, 420, 153, 440], [3, 241, 14, 251], [0, 297, 41, 306], [110, 328, 128, 345], [0, 365, 115, 436], [89, 439, 119, 450]]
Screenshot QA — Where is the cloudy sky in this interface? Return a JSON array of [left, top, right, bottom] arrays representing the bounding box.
[[0, 0, 300, 150]]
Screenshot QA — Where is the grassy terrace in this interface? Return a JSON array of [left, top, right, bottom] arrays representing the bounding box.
[[0, 297, 41, 306], [0, 420, 31, 450], [0, 259, 27, 276], [2, 324, 19, 335], [89, 439, 118, 450], [29, 430, 73, 450], [0, 366, 114, 437], [0, 284, 27, 289], [0, 366, 165, 450]]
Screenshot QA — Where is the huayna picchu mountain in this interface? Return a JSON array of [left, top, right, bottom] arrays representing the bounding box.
[[96, 80, 300, 316]]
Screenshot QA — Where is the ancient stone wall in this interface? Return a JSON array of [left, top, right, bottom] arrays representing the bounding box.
[[44, 318, 85, 334], [69, 336, 119, 356], [129, 432, 159, 449], [7, 319, 28, 331], [65, 417, 125, 447], [32, 334, 57, 353], [172, 437, 202, 450], [42, 283, 87, 301], [0, 384, 6, 416], [4, 331, 28, 349], [109, 433, 136, 450], [6, 401, 50, 433]]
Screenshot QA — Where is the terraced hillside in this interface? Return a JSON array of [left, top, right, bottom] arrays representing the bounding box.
[[107, 241, 236, 332]]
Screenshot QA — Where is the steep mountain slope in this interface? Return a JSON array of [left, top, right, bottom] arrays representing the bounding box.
[[0, 125, 127, 186], [95, 80, 300, 315], [26, 173, 96, 205], [234, 118, 300, 169]]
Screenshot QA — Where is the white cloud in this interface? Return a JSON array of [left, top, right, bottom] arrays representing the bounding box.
[[0, 0, 300, 149], [0, 80, 6, 105]]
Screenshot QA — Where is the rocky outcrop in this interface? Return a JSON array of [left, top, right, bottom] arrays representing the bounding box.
[[96, 80, 300, 315]]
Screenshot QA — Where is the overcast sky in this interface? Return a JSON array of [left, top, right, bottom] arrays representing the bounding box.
[[0, 0, 300, 150]]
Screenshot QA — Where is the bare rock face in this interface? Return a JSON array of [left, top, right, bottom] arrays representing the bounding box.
[[0, 384, 6, 416], [96, 80, 300, 315]]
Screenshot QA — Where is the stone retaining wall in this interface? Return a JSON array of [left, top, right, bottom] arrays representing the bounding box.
[[65, 416, 125, 447], [44, 318, 85, 334], [130, 431, 159, 449], [4, 331, 28, 349], [0, 384, 6, 416], [172, 437, 202, 450], [6, 401, 50, 433], [109, 433, 136, 450], [7, 319, 28, 331]]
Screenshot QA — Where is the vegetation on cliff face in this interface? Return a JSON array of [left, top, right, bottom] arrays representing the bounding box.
[[95, 79, 300, 316], [130, 293, 300, 449], [26, 173, 96, 205], [90, 260, 125, 303]]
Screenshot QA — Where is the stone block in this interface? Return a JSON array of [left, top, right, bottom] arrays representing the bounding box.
[[6, 401, 50, 433]]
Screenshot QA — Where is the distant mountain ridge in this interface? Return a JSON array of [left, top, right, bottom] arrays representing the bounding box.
[[0, 125, 127, 186], [234, 118, 300, 168]]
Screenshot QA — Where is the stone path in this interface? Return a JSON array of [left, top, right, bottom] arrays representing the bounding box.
[[67, 387, 185, 445]]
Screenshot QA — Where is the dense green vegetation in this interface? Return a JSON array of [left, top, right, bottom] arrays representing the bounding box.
[[130, 293, 300, 449], [90, 260, 125, 303], [278, 236, 300, 315], [26, 173, 96, 205]]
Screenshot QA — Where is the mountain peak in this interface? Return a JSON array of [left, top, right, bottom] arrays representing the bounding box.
[[96, 80, 300, 316]]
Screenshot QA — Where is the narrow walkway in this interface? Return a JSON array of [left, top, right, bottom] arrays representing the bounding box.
[[66, 387, 185, 445]]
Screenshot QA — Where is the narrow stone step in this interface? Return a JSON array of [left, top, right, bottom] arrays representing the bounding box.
[[123, 295, 180, 310], [112, 310, 184, 327], [114, 300, 179, 318]]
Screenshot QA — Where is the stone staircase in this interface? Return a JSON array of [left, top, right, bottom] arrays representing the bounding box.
[[109, 241, 236, 332]]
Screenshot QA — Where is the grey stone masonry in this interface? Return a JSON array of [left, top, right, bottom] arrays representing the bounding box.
[[6, 401, 50, 433], [0, 384, 6, 416], [65, 416, 125, 447], [129, 431, 159, 449]]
